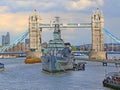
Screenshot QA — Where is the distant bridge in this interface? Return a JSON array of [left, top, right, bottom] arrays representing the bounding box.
[[75, 58, 120, 66], [72, 51, 120, 56], [0, 50, 119, 55], [106, 51, 120, 54], [0, 51, 26, 55]]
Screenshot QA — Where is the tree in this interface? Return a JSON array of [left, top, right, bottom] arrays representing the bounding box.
[[71, 46, 78, 51]]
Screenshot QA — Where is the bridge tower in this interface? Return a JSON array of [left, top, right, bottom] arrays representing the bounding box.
[[29, 9, 42, 51], [25, 9, 42, 63], [89, 8, 107, 60]]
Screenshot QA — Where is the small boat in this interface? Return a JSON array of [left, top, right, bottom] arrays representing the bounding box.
[[0, 63, 4, 71], [73, 62, 86, 71], [103, 72, 120, 90], [25, 58, 41, 64]]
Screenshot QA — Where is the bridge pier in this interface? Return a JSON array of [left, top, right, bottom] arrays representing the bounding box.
[[25, 51, 42, 64], [89, 51, 107, 60]]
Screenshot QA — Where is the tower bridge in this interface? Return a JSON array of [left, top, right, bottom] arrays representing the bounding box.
[[0, 8, 120, 60], [28, 8, 106, 60]]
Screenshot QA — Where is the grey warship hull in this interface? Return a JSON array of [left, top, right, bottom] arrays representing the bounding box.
[[41, 55, 73, 73]]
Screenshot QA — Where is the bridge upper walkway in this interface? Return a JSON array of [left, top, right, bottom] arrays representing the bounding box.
[[39, 23, 91, 28]]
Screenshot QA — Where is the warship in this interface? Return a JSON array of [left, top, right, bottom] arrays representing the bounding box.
[[41, 17, 74, 73]]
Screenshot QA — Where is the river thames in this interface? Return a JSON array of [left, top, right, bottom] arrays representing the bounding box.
[[0, 56, 119, 90]]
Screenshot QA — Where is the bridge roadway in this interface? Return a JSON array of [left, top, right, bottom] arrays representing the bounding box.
[[74, 57, 120, 66], [0, 51, 120, 55], [72, 51, 120, 55], [0, 51, 120, 66], [0, 51, 26, 55]]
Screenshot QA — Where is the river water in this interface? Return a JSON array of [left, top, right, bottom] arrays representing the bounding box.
[[0, 56, 119, 90]]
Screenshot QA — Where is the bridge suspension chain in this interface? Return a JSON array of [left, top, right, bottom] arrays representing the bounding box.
[[104, 28, 120, 43]]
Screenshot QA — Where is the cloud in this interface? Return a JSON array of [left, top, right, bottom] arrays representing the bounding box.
[[97, 0, 104, 6], [15, 1, 55, 8], [0, 13, 28, 34], [0, 6, 9, 13], [0, 12, 28, 43], [4, 0, 56, 12], [63, 0, 104, 11], [0, 0, 104, 13]]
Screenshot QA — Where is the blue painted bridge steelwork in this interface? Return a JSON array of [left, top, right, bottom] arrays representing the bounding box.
[[107, 51, 120, 54], [0, 51, 26, 55], [72, 51, 120, 56], [0, 51, 119, 55]]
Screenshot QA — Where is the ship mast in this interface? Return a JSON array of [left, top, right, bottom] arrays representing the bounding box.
[[53, 17, 61, 40]]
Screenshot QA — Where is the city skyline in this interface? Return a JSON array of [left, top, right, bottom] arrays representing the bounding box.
[[0, 0, 120, 45], [2, 32, 10, 46]]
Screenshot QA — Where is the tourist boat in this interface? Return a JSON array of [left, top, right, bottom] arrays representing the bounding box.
[[0, 63, 4, 71], [103, 72, 120, 89]]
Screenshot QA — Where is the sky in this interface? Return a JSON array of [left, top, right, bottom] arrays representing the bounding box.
[[0, 0, 120, 45]]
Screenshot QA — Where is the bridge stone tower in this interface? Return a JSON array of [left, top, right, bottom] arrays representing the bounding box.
[[89, 8, 107, 60], [29, 9, 42, 51], [25, 9, 42, 63]]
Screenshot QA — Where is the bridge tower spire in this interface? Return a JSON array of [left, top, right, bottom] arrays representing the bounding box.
[[89, 8, 107, 60]]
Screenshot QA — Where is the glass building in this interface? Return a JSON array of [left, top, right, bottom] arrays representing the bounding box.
[[2, 32, 10, 46]]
